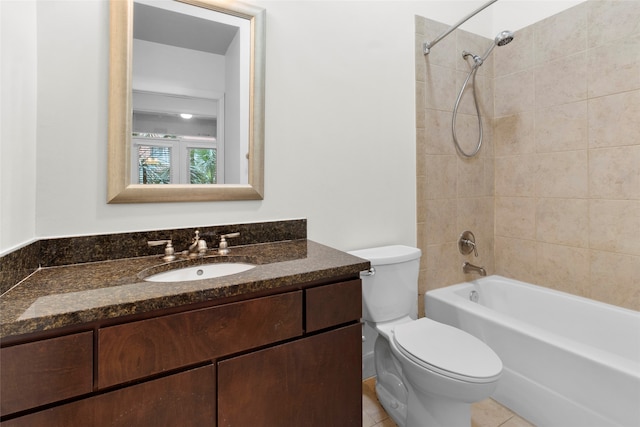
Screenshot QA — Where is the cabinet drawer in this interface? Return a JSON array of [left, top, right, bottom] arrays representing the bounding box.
[[305, 279, 361, 332], [1, 365, 216, 427], [98, 291, 302, 388], [0, 331, 93, 416]]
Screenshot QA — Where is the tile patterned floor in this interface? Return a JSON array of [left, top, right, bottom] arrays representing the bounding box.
[[362, 378, 536, 427]]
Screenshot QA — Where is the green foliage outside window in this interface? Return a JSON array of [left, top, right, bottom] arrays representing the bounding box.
[[189, 149, 217, 184]]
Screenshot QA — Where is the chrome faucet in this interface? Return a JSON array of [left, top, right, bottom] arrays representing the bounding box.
[[148, 230, 209, 262], [463, 261, 486, 276], [187, 230, 208, 258]]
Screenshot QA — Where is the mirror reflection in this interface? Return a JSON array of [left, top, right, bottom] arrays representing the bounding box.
[[107, 0, 265, 203], [133, 0, 246, 185]]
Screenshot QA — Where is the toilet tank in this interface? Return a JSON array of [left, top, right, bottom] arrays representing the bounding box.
[[348, 245, 421, 324]]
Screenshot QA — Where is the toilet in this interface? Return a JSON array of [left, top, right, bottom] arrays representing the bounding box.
[[349, 245, 502, 427]]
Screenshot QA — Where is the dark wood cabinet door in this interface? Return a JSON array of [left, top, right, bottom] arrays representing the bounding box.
[[98, 291, 303, 388], [305, 279, 361, 332], [218, 323, 362, 427], [1, 365, 216, 427], [0, 331, 93, 417]]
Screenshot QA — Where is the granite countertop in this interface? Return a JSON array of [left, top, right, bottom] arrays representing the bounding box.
[[0, 240, 369, 340]]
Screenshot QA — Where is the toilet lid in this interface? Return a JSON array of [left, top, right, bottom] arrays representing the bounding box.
[[393, 318, 502, 383]]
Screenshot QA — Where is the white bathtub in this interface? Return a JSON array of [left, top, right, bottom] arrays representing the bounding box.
[[424, 275, 640, 427]]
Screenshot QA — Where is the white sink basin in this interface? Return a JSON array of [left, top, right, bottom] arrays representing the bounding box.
[[144, 262, 256, 282]]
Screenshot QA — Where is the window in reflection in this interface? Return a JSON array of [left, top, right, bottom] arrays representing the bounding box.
[[133, 135, 218, 184]]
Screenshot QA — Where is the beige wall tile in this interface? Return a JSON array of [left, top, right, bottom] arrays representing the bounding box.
[[536, 198, 589, 247], [494, 70, 535, 116], [425, 242, 465, 288], [424, 63, 457, 110], [483, 157, 495, 196], [424, 155, 457, 199], [590, 199, 640, 255], [494, 112, 535, 156], [536, 242, 589, 295], [495, 155, 536, 197], [415, 15, 425, 36], [495, 196, 536, 240], [422, 18, 458, 69], [535, 101, 588, 153], [494, 26, 535, 77], [416, 81, 426, 129], [416, 129, 426, 176], [590, 250, 640, 310], [534, 2, 587, 65], [425, 198, 457, 245], [457, 156, 488, 197], [425, 109, 456, 154], [481, 75, 495, 121], [416, 176, 427, 222], [587, 34, 640, 98], [587, 0, 640, 48], [535, 53, 587, 108], [416, 34, 426, 84], [416, 222, 427, 260], [457, 197, 494, 239], [589, 145, 640, 200], [494, 236, 538, 284], [536, 151, 588, 198], [588, 90, 640, 148]]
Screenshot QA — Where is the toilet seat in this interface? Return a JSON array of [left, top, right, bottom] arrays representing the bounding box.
[[393, 318, 502, 383]]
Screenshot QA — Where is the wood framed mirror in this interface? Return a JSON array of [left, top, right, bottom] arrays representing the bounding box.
[[108, 0, 265, 203]]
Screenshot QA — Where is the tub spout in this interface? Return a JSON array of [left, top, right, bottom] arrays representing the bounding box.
[[463, 261, 486, 276]]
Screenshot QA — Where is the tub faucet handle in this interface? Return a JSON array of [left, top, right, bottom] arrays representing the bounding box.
[[458, 230, 478, 257]]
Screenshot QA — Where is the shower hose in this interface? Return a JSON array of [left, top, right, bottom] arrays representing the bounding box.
[[452, 60, 483, 158]]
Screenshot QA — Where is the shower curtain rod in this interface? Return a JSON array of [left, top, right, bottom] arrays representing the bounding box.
[[423, 0, 498, 55]]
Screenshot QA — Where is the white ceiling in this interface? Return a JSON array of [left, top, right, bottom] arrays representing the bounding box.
[[133, 2, 239, 55]]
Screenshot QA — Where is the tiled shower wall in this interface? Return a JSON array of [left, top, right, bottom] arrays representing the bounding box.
[[417, 0, 639, 313], [416, 17, 497, 315]]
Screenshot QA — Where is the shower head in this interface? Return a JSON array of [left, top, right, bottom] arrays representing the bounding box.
[[478, 30, 515, 61], [495, 30, 514, 46]]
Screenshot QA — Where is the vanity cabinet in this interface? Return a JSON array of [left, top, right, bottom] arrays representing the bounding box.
[[0, 278, 362, 426], [0, 331, 93, 416]]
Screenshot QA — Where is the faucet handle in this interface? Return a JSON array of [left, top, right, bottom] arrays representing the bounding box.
[[221, 232, 240, 239], [148, 239, 170, 247], [147, 239, 176, 262], [458, 230, 478, 257], [218, 232, 240, 255]]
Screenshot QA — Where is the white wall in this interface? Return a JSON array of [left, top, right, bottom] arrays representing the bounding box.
[[0, 1, 37, 252], [1, 1, 582, 255], [133, 39, 226, 97]]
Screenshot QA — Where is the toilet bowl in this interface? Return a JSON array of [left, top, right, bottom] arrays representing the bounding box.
[[349, 245, 502, 427]]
